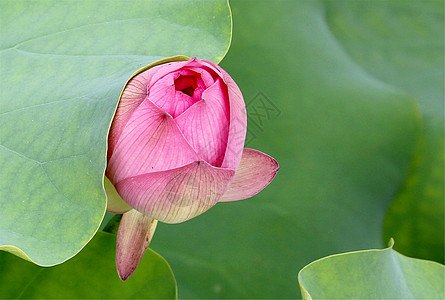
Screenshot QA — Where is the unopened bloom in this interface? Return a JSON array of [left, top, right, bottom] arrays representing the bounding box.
[[105, 56, 278, 280]]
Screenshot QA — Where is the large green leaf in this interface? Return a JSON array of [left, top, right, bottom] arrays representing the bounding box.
[[298, 240, 444, 299], [323, 0, 444, 264], [0, 0, 231, 265], [0, 231, 177, 299], [151, 0, 421, 298]]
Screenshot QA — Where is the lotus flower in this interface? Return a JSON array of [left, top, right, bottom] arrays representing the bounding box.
[[105, 56, 278, 280]]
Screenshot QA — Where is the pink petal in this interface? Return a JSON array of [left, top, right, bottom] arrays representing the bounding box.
[[181, 59, 247, 169], [172, 91, 198, 117], [109, 57, 194, 157], [115, 161, 235, 223], [148, 70, 206, 117], [147, 58, 213, 89], [219, 148, 279, 202], [146, 72, 176, 109], [104, 176, 132, 214], [217, 65, 247, 170], [108, 70, 153, 159], [174, 70, 207, 101], [174, 79, 230, 167], [116, 209, 158, 281], [196, 59, 225, 78], [147, 59, 196, 87], [107, 99, 199, 184], [185, 66, 218, 87], [109, 60, 197, 146]]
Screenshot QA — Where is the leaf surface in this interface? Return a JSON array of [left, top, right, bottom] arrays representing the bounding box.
[[0, 0, 232, 265], [0, 231, 177, 299], [298, 241, 444, 299]]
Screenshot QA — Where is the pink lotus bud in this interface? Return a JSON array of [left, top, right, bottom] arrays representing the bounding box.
[[106, 57, 279, 224], [105, 56, 279, 280]]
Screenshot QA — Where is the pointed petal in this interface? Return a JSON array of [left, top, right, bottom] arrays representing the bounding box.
[[175, 79, 230, 167], [107, 99, 199, 184], [104, 176, 132, 214], [115, 161, 235, 223], [219, 148, 279, 202], [116, 209, 158, 281]]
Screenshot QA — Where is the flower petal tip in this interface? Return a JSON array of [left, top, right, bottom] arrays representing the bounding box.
[[115, 210, 158, 281], [219, 148, 279, 202], [117, 265, 135, 282]]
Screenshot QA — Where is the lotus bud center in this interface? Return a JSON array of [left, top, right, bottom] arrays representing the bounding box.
[[174, 75, 197, 97]]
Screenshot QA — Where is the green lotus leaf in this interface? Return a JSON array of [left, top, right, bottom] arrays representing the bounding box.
[[298, 240, 444, 299], [0, 231, 177, 299], [0, 0, 232, 265]]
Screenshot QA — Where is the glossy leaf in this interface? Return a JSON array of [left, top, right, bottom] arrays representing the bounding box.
[[0, 231, 177, 299], [323, 0, 444, 264], [151, 0, 422, 298], [0, 0, 231, 265], [298, 241, 445, 299]]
